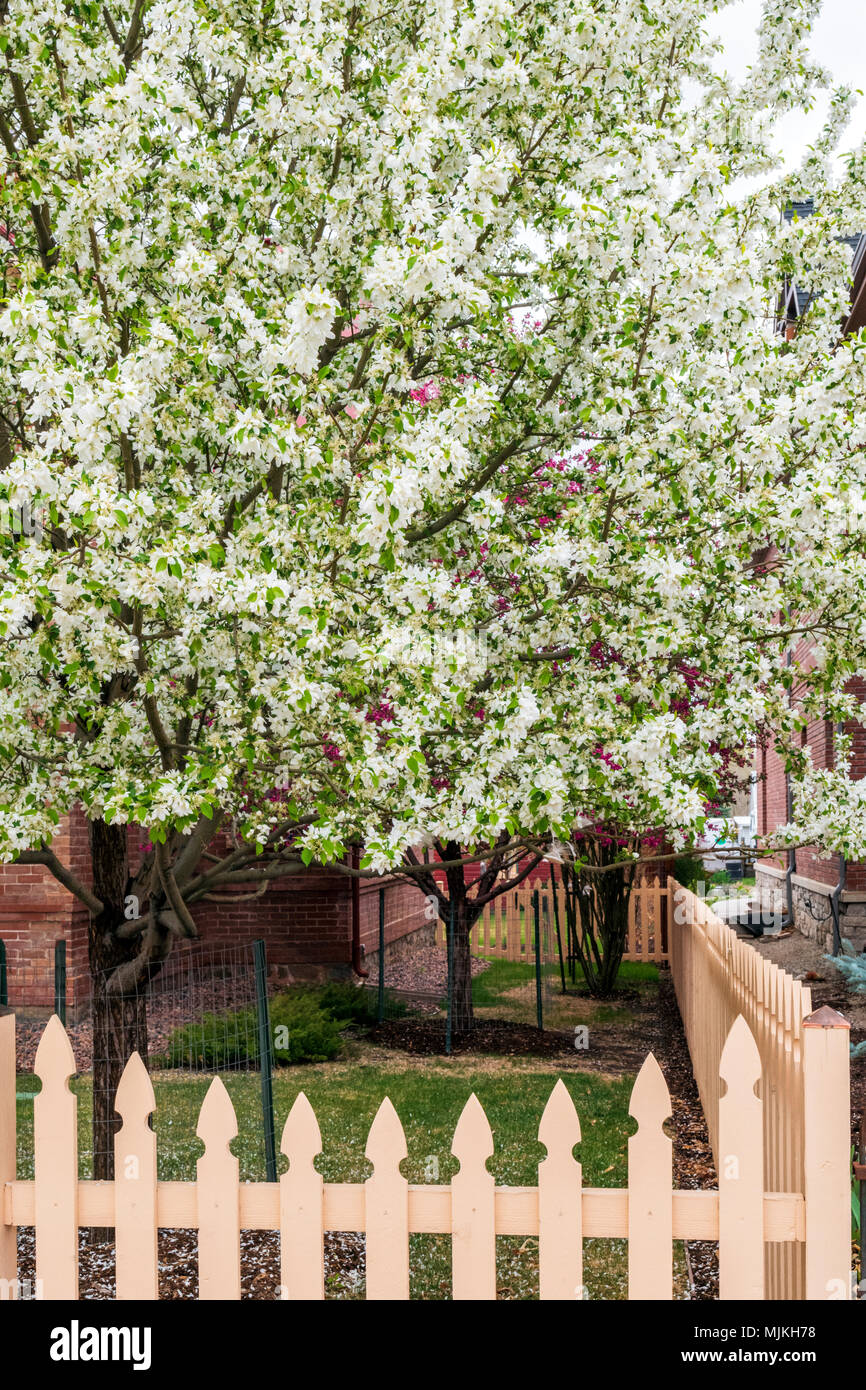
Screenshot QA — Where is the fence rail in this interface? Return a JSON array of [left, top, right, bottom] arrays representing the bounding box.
[[436, 880, 670, 965], [668, 881, 851, 1301], [0, 1008, 850, 1300]]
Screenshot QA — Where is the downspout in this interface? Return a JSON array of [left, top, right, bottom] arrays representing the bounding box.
[[350, 844, 369, 978]]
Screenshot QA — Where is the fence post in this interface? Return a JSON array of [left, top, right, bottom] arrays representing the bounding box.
[[114, 1051, 158, 1300], [802, 1005, 851, 1300], [451, 1094, 496, 1300], [196, 1077, 241, 1299], [718, 1014, 764, 1299], [53, 939, 66, 1026], [445, 902, 454, 1056], [533, 889, 543, 1030], [280, 1093, 324, 1299], [252, 939, 277, 1183], [34, 1015, 78, 1298], [0, 939, 6, 1007], [0, 1015, 15, 1294]]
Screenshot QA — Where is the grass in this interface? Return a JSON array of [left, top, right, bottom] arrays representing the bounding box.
[[471, 955, 659, 1030]]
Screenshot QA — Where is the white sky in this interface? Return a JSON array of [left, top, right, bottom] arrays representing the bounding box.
[[709, 0, 866, 167]]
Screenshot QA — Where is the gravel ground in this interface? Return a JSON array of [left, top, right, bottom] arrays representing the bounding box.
[[376, 944, 489, 994], [654, 973, 719, 1299]]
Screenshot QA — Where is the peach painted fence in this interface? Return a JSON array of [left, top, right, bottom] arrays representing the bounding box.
[[435, 880, 669, 964], [0, 1008, 851, 1300], [668, 882, 851, 1302]]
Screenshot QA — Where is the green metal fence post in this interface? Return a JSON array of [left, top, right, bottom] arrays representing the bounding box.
[[445, 902, 454, 1055], [54, 939, 66, 1026], [253, 939, 277, 1182], [550, 870, 566, 994], [377, 886, 386, 1023], [0, 939, 6, 1007], [533, 889, 543, 1031]]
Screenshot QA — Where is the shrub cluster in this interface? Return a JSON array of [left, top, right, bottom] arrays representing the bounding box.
[[158, 980, 405, 1068]]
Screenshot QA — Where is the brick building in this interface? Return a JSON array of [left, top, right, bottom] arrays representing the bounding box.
[[0, 805, 430, 1012], [756, 206, 866, 951]]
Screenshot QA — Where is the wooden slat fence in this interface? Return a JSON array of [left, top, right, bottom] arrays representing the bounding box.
[[436, 880, 669, 964], [0, 1008, 850, 1300], [669, 881, 851, 1301]]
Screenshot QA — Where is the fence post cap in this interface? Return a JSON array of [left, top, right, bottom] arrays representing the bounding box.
[[802, 1004, 850, 1029]]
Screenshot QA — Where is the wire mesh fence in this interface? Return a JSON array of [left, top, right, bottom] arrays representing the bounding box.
[[369, 881, 564, 1054], [14, 939, 278, 1184]]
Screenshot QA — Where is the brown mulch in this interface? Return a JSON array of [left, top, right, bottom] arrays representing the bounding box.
[[15, 1225, 366, 1301], [368, 1017, 577, 1057]]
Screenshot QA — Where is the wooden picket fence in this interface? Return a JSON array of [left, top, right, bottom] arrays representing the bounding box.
[[435, 879, 669, 965], [668, 882, 852, 1301], [0, 1006, 851, 1300]]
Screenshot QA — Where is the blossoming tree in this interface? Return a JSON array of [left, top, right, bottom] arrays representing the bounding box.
[[4, 0, 866, 1149]]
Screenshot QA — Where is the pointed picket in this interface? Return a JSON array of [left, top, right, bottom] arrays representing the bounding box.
[[33, 1015, 78, 1300], [280, 1093, 324, 1300], [451, 1094, 496, 1300], [628, 1053, 672, 1299], [114, 1051, 157, 1300], [718, 1015, 764, 1299], [537, 1079, 582, 1300], [196, 1077, 240, 1299], [365, 1098, 409, 1299], [0, 1015, 16, 1294]]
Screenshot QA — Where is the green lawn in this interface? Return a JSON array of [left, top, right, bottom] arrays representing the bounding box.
[[472, 955, 659, 1030]]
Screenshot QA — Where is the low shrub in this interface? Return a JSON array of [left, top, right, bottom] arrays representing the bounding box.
[[158, 978, 408, 1069], [303, 979, 408, 1023], [673, 854, 705, 892], [159, 1008, 259, 1069], [269, 990, 344, 1062]]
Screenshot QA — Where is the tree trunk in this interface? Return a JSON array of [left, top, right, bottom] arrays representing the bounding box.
[[448, 908, 475, 1033], [442, 850, 478, 1034], [88, 821, 145, 1196], [559, 839, 636, 998]]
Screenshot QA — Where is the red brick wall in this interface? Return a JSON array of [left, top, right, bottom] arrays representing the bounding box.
[[358, 876, 431, 960], [0, 813, 429, 1006], [0, 816, 78, 1009], [758, 660, 865, 886]]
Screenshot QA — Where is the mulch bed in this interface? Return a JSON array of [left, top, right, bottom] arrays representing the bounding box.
[[15, 1226, 365, 1301], [368, 1017, 577, 1056]]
